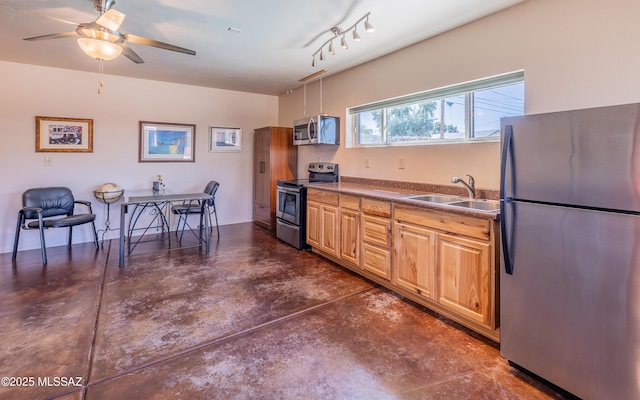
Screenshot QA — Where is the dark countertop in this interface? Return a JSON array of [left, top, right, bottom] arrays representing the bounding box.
[[306, 182, 500, 221]]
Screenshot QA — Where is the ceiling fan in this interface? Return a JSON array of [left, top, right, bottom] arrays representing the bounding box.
[[9, 0, 196, 63]]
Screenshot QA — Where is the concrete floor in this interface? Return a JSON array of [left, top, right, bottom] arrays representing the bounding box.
[[0, 223, 569, 399]]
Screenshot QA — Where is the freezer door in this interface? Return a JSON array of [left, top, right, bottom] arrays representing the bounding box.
[[500, 201, 640, 399], [501, 103, 640, 212]]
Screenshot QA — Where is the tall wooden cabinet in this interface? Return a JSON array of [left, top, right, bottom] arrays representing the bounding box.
[[253, 126, 296, 230]]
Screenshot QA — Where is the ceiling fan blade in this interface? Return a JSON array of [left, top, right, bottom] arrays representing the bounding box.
[[125, 34, 196, 56], [24, 31, 79, 41], [118, 42, 144, 64], [0, 4, 79, 27], [96, 8, 125, 31]]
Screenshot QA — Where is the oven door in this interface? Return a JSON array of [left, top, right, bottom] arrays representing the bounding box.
[[276, 185, 301, 225]]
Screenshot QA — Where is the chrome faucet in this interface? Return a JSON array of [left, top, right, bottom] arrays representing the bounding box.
[[452, 175, 476, 199]]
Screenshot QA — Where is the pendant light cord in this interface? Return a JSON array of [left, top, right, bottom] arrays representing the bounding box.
[[320, 75, 323, 115]]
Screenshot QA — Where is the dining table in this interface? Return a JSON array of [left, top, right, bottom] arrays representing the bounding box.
[[118, 189, 213, 267]]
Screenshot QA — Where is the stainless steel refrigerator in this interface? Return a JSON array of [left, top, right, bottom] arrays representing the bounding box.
[[500, 103, 640, 400]]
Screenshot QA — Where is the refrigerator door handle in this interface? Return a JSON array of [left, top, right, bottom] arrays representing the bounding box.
[[501, 124, 515, 275]]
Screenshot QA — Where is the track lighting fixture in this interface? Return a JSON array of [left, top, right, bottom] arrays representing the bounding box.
[[311, 12, 375, 67]]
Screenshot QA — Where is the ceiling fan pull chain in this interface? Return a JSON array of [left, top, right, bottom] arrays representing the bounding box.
[[98, 59, 105, 94]]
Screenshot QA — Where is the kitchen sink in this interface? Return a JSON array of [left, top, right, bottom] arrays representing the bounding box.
[[448, 200, 500, 211], [405, 194, 463, 203]]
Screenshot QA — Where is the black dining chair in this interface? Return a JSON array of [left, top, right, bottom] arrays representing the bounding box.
[[171, 181, 220, 241], [12, 186, 99, 264]]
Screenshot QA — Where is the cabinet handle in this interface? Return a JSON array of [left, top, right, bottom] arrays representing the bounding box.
[[259, 161, 265, 173]]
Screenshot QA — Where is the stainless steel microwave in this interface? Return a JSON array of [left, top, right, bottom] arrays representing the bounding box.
[[293, 115, 340, 145]]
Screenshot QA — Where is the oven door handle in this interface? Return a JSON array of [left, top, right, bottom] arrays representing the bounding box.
[[277, 186, 300, 194], [277, 218, 299, 228]]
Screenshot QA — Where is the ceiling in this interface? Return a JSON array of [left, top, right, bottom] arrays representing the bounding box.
[[0, 0, 524, 96]]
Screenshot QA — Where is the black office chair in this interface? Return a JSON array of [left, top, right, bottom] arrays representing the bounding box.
[[171, 181, 220, 241], [12, 187, 99, 264]]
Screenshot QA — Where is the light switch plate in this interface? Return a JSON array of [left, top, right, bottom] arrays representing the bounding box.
[[44, 156, 53, 167]]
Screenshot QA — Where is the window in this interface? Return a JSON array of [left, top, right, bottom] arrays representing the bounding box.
[[350, 71, 524, 146]]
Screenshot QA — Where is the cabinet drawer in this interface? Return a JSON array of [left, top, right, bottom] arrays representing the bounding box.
[[362, 243, 391, 280], [254, 203, 271, 222], [340, 194, 360, 210], [362, 198, 391, 218], [307, 189, 339, 205], [362, 215, 391, 248], [394, 205, 491, 241]]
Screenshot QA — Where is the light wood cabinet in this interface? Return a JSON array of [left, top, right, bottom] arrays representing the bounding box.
[[361, 215, 391, 280], [339, 194, 360, 266], [394, 204, 498, 340], [393, 222, 436, 300], [306, 189, 339, 257], [253, 126, 296, 230], [305, 189, 499, 342], [436, 233, 491, 325]]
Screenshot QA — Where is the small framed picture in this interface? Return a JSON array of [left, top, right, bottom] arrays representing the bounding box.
[[139, 121, 196, 162], [209, 127, 242, 152], [36, 116, 93, 152]]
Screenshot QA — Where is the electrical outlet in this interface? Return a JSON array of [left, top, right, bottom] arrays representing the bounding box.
[[44, 156, 53, 167], [398, 157, 405, 169], [364, 158, 370, 168]]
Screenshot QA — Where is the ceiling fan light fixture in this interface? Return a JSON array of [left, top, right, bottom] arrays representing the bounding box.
[[95, 9, 126, 31], [77, 38, 122, 61]]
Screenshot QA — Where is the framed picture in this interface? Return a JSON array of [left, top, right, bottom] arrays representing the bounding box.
[[139, 121, 196, 162], [36, 116, 93, 152], [209, 127, 242, 152]]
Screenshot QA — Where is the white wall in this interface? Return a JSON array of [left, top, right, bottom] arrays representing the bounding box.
[[279, 0, 640, 189], [0, 61, 278, 254]]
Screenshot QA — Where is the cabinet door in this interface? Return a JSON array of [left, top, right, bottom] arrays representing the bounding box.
[[306, 201, 321, 248], [321, 204, 339, 257], [436, 233, 490, 324], [253, 129, 271, 206], [340, 209, 359, 265], [393, 222, 436, 300]]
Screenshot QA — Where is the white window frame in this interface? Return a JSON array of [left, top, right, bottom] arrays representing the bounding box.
[[347, 71, 524, 147]]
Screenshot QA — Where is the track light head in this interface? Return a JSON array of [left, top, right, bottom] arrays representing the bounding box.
[[353, 28, 361, 41], [328, 40, 335, 55], [319, 48, 325, 61], [365, 19, 375, 32], [341, 34, 348, 49], [311, 56, 316, 67]]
